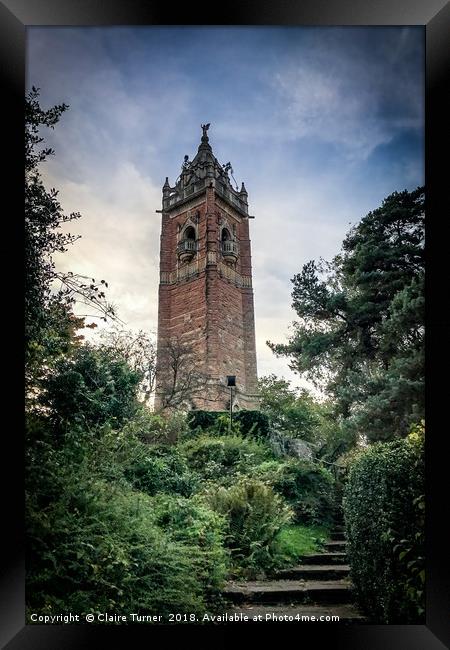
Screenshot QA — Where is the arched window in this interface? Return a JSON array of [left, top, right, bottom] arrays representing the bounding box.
[[220, 225, 239, 264], [221, 227, 231, 242], [184, 225, 196, 241], [178, 224, 197, 262]]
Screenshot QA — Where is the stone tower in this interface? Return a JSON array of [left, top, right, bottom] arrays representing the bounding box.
[[154, 124, 259, 411]]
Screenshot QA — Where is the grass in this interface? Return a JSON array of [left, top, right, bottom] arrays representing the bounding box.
[[273, 524, 329, 566]]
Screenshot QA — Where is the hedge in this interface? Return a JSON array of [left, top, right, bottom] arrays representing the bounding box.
[[187, 410, 270, 438], [342, 430, 425, 623]]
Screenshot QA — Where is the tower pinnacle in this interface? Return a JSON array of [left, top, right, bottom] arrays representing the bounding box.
[[199, 123, 212, 151]]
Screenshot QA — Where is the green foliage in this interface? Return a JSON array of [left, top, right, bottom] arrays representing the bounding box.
[[209, 413, 243, 436], [187, 410, 219, 431], [149, 494, 229, 593], [313, 416, 358, 464], [179, 434, 273, 482], [98, 327, 157, 402], [258, 375, 320, 439], [201, 477, 293, 575], [26, 418, 228, 619], [268, 187, 424, 443], [41, 344, 141, 432], [235, 410, 270, 438], [122, 408, 189, 445], [390, 492, 425, 618], [253, 459, 336, 526], [257, 374, 351, 462], [124, 445, 199, 497], [342, 426, 425, 622], [187, 409, 270, 438], [25, 87, 71, 367]]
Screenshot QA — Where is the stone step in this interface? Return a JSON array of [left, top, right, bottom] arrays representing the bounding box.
[[330, 531, 346, 541], [223, 579, 352, 605], [275, 564, 350, 581], [226, 603, 367, 623], [325, 540, 347, 552], [303, 552, 347, 565]]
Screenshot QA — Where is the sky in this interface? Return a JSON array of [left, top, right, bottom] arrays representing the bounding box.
[[26, 26, 424, 392]]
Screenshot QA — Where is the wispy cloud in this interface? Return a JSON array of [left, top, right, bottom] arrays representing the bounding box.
[[271, 29, 423, 160], [48, 160, 162, 330]]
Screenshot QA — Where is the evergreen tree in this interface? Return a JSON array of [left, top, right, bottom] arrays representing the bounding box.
[[269, 187, 424, 442]]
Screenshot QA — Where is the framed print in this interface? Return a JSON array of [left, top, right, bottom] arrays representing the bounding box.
[[2, 0, 449, 648]]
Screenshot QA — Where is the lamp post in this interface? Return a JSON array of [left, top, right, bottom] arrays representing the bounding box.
[[226, 375, 236, 434]]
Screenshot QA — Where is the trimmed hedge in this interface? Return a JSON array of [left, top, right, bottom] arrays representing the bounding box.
[[188, 410, 221, 431], [342, 431, 425, 623], [236, 410, 270, 438], [187, 410, 270, 438]]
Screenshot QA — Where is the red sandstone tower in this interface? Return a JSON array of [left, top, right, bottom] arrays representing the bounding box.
[[154, 124, 259, 411]]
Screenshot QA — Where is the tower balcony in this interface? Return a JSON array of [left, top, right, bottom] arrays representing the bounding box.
[[177, 238, 197, 263], [221, 240, 239, 263]]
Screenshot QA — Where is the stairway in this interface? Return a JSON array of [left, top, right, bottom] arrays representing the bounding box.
[[223, 523, 367, 623]]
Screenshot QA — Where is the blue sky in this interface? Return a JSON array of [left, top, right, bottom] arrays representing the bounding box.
[[27, 26, 424, 390]]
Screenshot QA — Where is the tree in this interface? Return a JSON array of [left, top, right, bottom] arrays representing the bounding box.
[[257, 374, 350, 460], [268, 187, 424, 443], [155, 334, 209, 411], [258, 374, 319, 439], [25, 87, 116, 388], [40, 343, 142, 432], [99, 327, 157, 402]]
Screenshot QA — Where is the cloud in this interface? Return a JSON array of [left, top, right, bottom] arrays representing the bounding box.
[[47, 160, 162, 331], [28, 26, 424, 393], [269, 28, 423, 160]]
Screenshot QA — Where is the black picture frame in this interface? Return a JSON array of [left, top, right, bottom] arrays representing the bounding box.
[[2, 1, 449, 648]]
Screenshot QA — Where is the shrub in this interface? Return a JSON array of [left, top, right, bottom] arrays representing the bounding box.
[[342, 427, 425, 623], [201, 477, 293, 575], [253, 458, 335, 526], [124, 445, 199, 497], [26, 419, 227, 619], [209, 413, 243, 437], [187, 410, 220, 431], [40, 345, 141, 431], [122, 408, 189, 444], [187, 410, 270, 438], [150, 493, 229, 593], [27, 479, 226, 617], [391, 491, 425, 618], [179, 434, 273, 482]]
